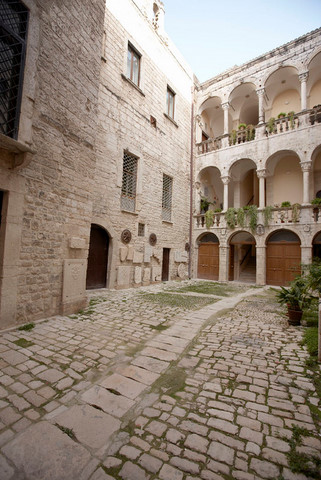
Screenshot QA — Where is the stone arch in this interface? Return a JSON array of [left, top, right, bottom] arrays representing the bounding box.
[[228, 231, 256, 283], [228, 82, 258, 128], [265, 150, 302, 205], [197, 166, 223, 213], [311, 145, 321, 199], [266, 229, 301, 285], [228, 158, 258, 208], [307, 49, 321, 108], [264, 66, 301, 117], [198, 96, 225, 140]]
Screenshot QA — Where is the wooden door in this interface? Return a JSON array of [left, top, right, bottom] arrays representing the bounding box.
[[229, 245, 234, 281], [197, 243, 219, 280], [162, 248, 170, 281], [266, 242, 301, 286], [86, 225, 109, 289]]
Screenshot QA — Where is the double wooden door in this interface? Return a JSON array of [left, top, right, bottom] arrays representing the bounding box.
[[266, 242, 301, 286], [198, 243, 219, 280]]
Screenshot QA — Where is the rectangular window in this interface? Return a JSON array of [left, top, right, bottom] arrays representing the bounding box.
[[0, 1, 29, 139], [138, 223, 145, 237], [127, 43, 140, 86], [121, 151, 138, 212], [166, 87, 175, 119], [162, 174, 173, 222]]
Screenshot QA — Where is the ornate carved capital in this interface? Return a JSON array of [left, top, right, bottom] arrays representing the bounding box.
[[256, 88, 265, 97], [299, 72, 309, 83], [256, 169, 267, 179], [300, 161, 312, 172], [221, 102, 230, 111], [221, 175, 230, 185]]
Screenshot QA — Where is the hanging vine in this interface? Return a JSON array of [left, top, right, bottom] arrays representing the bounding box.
[[205, 210, 214, 229], [292, 203, 301, 223], [246, 205, 258, 232], [263, 205, 273, 227], [237, 208, 245, 228], [225, 208, 237, 229]]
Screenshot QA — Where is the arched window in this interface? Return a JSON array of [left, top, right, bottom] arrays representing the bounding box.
[[0, 1, 29, 139]]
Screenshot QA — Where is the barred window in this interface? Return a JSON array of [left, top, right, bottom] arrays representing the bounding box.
[[121, 151, 138, 212], [0, 0, 29, 139], [138, 223, 145, 236], [127, 43, 140, 86], [162, 174, 173, 222], [166, 86, 175, 119]]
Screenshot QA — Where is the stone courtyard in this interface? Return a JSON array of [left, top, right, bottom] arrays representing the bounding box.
[[0, 281, 320, 480]]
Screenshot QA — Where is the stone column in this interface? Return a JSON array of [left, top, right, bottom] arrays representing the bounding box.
[[301, 246, 312, 267], [257, 169, 266, 209], [221, 175, 230, 211], [234, 181, 241, 208], [219, 245, 229, 282], [222, 102, 230, 134], [299, 72, 309, 111], [256, 245, 266, 286], [300, 161, 312, 205], [256, 88, 265, 124]]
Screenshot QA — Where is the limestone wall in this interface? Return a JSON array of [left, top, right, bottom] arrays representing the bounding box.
[[93, 1, 193, 288], [0, 0, 106, 327]]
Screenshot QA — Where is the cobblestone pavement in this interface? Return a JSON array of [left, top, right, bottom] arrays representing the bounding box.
[[0, 281, 320, 480]]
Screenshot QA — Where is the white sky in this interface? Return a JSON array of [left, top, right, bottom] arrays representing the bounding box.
[[164, 0, 321, 83]]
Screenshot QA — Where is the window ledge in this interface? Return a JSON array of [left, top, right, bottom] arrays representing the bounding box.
[[163, 113, 178, 128], [0, 133, 35, 170], [121, 74, 145, 96], [162, 219, 173, 225], [121, 209, 139, 216]]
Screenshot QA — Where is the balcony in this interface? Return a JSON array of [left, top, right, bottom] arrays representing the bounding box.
[[195, 109, 319, 156], [195, 205, 321, 232]]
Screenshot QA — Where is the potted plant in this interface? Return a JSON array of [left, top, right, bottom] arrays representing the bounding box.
[[311, 198, 321, 206], [278, 112, 287, 119], [281, 201, 291, 208], [246, 124, 255, 141], [238, 123, 247, 130], [275, 276, 312, 325], [230, 129, 237, 145], [267, 117, 275, 134], [288, 111, 295, 129], [200, 197, 211, 213]]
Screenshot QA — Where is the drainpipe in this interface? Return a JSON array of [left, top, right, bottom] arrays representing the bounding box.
[[188, 86, 194, 279]]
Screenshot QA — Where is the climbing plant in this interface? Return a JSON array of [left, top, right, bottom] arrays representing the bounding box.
[[205, 210, 214, 229], [225, 208, 237, 229], [263, 205, 273, 227]]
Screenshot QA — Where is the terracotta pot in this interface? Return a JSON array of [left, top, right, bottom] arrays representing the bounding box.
[[287, 307, 302, 325]]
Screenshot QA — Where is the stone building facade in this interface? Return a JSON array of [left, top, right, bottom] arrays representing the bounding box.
[[193, 29, 321, 286], [0, 0, 320, 329]]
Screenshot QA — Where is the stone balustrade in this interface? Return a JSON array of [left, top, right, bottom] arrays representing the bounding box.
[[195, 205, 321, 231]]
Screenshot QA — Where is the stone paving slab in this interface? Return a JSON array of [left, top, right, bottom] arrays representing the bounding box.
[[0, 281, 320, 480]]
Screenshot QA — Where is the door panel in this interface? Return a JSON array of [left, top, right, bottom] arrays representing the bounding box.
[[266, 242, 300, 286], [162, 248, 170, 281], [198, 243, 219, 280], [86, 225, 109, 289]]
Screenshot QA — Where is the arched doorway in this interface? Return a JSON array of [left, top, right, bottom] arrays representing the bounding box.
[[313, 232, 321, 260], [86, 224, 109, 289], [197, 233, 219, 280], [229, 232, 256, 283], [266, 230, 301, 286]]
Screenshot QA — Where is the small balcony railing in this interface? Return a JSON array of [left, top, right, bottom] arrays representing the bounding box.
[[195, 205, 321, 231], [266, 113, 299, 136], [196, 136, 223, 154]]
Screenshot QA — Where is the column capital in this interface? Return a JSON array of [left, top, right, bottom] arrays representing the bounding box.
[[300, 161, 312, 172], [221, 102, 230, 110], [299, 71, 309, 83], [257, 168, 267, 179], [256, 87, 265, 97], [221, 175, 231, 185]]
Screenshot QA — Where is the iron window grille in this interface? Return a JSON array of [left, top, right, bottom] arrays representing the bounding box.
[[166, 86, 175, 119], [138, 223, 145, 236], [162, 174, 173, 222], [0, 0, 29, 139], [121, 151, 138, 212], [127, 43, 140, 86]]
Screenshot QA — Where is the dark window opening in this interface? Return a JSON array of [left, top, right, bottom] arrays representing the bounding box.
[[138, 223, 145, 237], [150, 115, 156, 128], [316, 190, 321, 199], [0, 0, 29, 139]]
